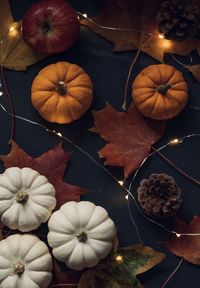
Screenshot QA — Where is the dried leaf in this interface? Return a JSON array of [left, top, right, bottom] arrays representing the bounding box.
[[81, 0, 161, 52], [0, 141, 88, 207], [165, 216, 200, 265], [90, 103, 166, 179], [50, 260, 82, 288], [78, 244, 165, 288], [81, 0, 200, 62], [185, 64, 200, 82], [0, 0, 47, 71], [141, 25, 200, 63]]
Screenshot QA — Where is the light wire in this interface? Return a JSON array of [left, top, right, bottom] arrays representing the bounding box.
[[1, 103, 200, 238]]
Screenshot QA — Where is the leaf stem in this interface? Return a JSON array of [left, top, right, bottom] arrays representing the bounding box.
[[0, 66, 15, 144], [151, 146, 200, 187], [161, 258, 183, 288], [122, 49, 141, 111]]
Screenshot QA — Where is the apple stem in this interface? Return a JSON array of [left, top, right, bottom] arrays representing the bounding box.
[[56, 81, 67, 96]]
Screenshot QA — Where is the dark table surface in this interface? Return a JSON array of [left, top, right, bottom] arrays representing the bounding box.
[[1, 1, 200, 287]]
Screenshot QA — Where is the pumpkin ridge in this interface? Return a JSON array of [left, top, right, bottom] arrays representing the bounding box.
[[168, 91, 185, 107], [66, 92, 85, 108], [25, 242, 47, 262], [140, 73, 156, 86], [28, 201, 50, 224], [166, 91, 186, 106], [170, 81, 187, 91], [39, 95, 60, 119], [161, 96, 173, 119], [66, 66, 85, 83], [21, 168, 40, 189], [32, 92, 54, 110], [158, 64, 174, 84]]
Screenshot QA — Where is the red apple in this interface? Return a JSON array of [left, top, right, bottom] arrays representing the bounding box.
[[22, 0, 80, 54]]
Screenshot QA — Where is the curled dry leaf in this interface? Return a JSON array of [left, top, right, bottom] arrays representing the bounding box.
[[50, 260, 82, 288], [90, 103, 166, 179], [78, 244, 165, 288], [0, 141, 88, 208], [185, 64, 200, 82], [165, 216, 200, 265], [81, 0, 200, 69], [0, 0, 47, 71]]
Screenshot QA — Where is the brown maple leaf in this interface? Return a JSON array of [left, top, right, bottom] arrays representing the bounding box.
[[50, 260, 82, 288], [165, 216, 200, 265], [81, 0, 200, 72], [0, 141, 88, 208], [90, 103, 166, 179], [185, 64, 200, 82], [0, 0, 47, 71]]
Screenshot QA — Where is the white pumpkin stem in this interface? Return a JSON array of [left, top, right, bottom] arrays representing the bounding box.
[[14, 262, 25, 275], [16, 192, 29, 204], [56, 81, 67, 96], [77, 231, 88, 242]]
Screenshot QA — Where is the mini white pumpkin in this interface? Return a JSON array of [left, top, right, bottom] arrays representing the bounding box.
[[48, 201, 116, 270], [0, 234, 52, 288], [0, 167, 56, 232]]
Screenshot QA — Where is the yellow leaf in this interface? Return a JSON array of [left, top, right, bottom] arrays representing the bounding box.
[[0, 0, 47, 71]]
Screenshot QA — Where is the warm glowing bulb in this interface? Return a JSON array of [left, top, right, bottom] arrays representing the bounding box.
[[158, 33, 164, 39], [9, 26, 15, 32], [125, 195, 129, 200], [170, 138, 181, 145], [0, 92, 3, 96], [118, 180, 123, 186], [176, 233, 181, 238], [57, 132, 62, 137], [8, 23, 19, 37], [115, 255, 123, 263], [83, 13, 88, 18]]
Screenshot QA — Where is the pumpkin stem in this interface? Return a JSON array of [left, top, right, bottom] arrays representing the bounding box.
[[16, 192, 29, 204], [14, 262, 25, 275], [56, 81, 67, 96], [157, 84, 171, 96], [77, 231, 88, 242]]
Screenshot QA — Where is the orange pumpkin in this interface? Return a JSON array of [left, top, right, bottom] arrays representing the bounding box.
[[31, 62, 93, 124], [132, 64, 188, 120]]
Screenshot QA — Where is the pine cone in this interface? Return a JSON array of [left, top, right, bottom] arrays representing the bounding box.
[[157, 0, 200, 41], [137, 173, 182, 218]]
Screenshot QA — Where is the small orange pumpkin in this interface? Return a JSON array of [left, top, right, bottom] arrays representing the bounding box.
[[132, 64, 188, 120], [31, 62, 93, 124]]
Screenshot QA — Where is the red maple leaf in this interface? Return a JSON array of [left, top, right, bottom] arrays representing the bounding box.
[[49, 260, 82, 288], [165, 216, 200, 265], [90, 103, 166, 178], [0, 141, 88, 208]]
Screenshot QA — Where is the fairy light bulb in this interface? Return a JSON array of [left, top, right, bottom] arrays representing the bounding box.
[[8, 22, 20, 37], [125, 195, 129, 200], [175, 233, 181, 238], [115, 255, 123, 263], [170, 138, 182, 145], [118, 180, 124, 186], [83, 13, 88, 18], [158, 33, 164, 39]]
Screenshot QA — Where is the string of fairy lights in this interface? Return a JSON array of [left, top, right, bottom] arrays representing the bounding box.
[[1, 101, 200, 240], [1, 11, 200, 243]]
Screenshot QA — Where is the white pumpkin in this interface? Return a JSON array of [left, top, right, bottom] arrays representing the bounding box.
[[48, 201, 116, 270], [0, 167, 56, 232], [0, 234, 52, 288]]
